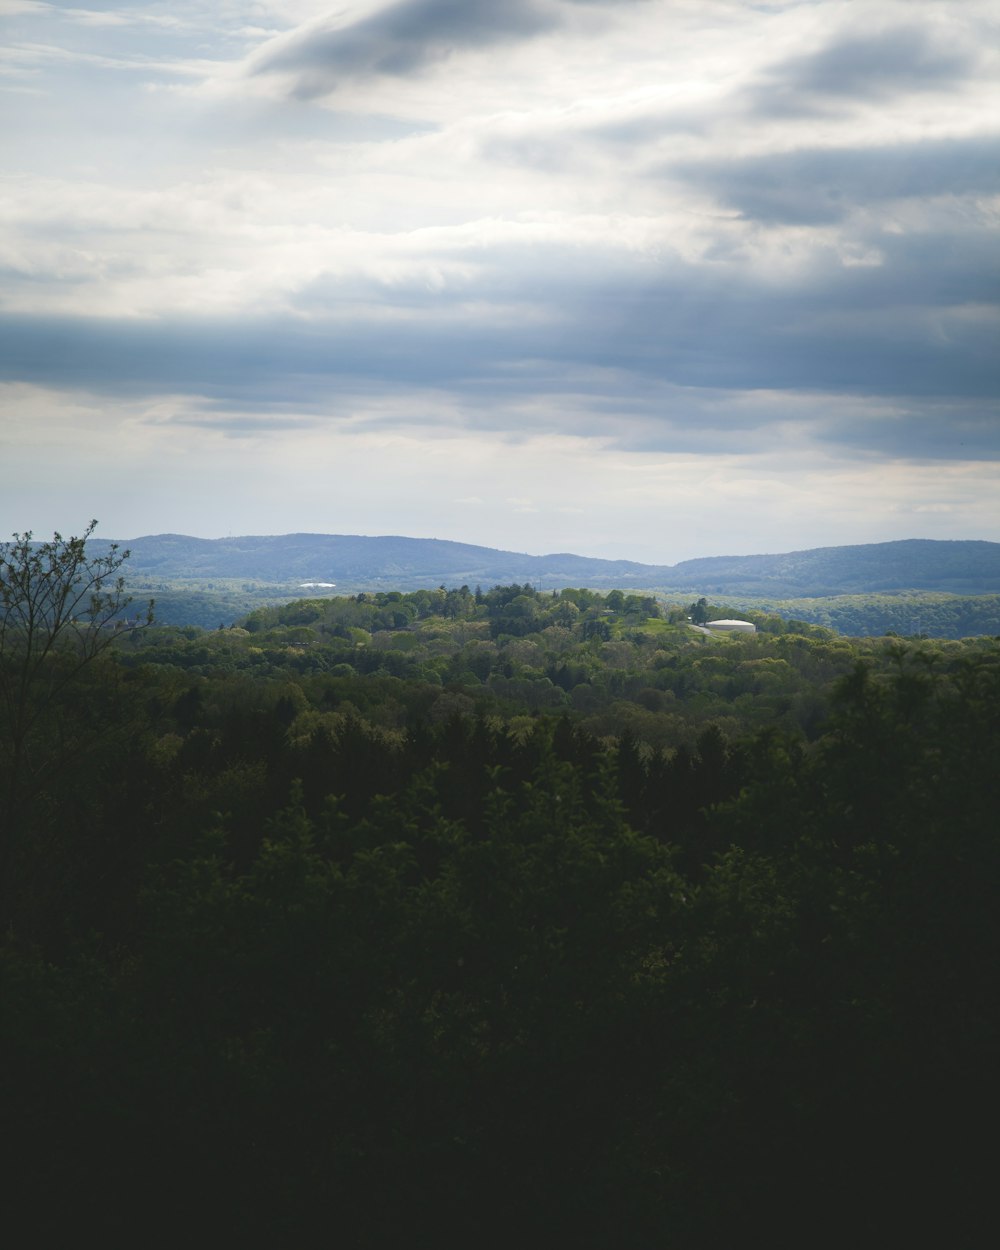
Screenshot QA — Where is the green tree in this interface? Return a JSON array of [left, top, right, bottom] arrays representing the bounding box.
[[0, 521, 152, 870]]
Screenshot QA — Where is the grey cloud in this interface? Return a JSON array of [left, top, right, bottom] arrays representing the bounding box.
[[835, 226, 1000, 310], [557, 276, 998, 403], [253, 0, 560, 97], [162, 411, 322, 437], [569, 392, 1000, 464], [2, 212, 996, 465], [669, 135, 1000, 224], [751, 24, 977, 114], [0, 310, 524, 401], [811, 400, 1000, 463]]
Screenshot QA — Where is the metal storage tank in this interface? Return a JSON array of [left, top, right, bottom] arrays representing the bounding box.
[[704, 618, 756, 634]]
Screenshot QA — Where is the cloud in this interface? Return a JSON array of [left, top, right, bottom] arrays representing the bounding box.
[[751, 22, 978, 114], [670, 134, 1000, 224], [3, 1, 998, 554], [251, 0, 561, 98], [788, 22, 976, 96], [812, 398, 1000, 462], [4, 387, 998, 566], [158, 410, 321, 437], [248, 0, 655, 98], [3, 282, 997, 466]]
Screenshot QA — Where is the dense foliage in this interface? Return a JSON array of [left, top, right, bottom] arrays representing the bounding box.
[[726, 590, 1000, 639], [3, 575, 998, 1243], [127, 572, 1000, 638]]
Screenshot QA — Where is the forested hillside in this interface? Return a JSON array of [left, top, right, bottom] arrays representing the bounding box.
[[90, 531, 656, 587], [129, 580, 1000, 638], [730, 591, 1000, 639], [664, 537, 1000, 595], [90, 532, 1000, 596], [90, 533, 1000, 637], [3, 539, 999, 1243]]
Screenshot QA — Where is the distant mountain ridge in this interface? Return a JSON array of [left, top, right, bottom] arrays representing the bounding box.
[[666, 539, 1000, 596], [90, 533, 1000, 597], [91, 532, 656, 587]]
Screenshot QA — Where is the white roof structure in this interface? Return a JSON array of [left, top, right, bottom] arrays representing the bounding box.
[[704, 618, 756, 633]]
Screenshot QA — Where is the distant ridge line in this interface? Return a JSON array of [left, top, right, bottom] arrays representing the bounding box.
[[85, 533, 1000, 597]]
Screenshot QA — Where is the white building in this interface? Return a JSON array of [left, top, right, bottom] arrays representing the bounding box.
[[704, 618, 756, 634]]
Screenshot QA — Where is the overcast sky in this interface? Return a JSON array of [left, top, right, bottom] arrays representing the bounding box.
[[1, 0, 997, 563]]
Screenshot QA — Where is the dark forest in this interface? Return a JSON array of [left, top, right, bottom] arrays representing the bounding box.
[[3, 532, 998, 1245]]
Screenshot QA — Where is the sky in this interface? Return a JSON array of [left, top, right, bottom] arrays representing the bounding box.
[[1, 0, 998, 564]]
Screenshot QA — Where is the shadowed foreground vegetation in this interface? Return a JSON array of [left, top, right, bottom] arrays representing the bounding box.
[[2, 576, 998, 1244]]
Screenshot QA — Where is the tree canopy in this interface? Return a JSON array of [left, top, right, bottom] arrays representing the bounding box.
[[2, 559, 998, 1244]]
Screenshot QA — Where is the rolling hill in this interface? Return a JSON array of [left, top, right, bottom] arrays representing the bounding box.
[[664, 539, 1000, 596], [91, 532, 657, 588], [91, 533, 1000, 597]]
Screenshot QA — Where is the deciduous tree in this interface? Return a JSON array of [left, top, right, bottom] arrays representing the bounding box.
[[0, 521, 152, 876]]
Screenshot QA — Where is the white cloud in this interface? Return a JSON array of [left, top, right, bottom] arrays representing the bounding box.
[[7, 382, 999, 560]]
